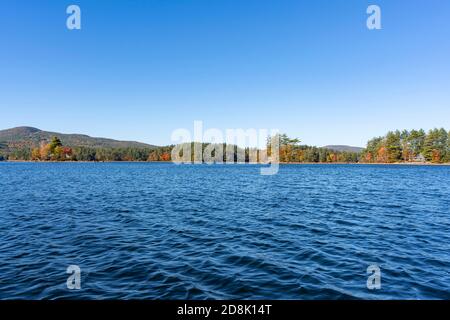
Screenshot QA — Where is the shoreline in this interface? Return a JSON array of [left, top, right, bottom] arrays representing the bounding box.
[[2, 160, 449, 166]]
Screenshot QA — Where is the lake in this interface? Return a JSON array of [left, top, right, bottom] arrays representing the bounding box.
[[0, 162, 449, 299]]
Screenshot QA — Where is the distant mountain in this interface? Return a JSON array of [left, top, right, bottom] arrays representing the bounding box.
[[323, 145, 364, 153], [0, 126, 156, 150]]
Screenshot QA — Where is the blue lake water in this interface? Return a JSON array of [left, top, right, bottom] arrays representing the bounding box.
[[0, 162, 449, 299]]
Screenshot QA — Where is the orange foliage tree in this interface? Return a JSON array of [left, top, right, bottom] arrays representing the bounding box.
[[160, 152, 171, 161], [376, 146, 388, 163], [431, 149, 441, 163]]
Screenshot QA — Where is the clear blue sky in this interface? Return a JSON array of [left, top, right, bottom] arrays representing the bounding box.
[[1, 0, 449, 147]]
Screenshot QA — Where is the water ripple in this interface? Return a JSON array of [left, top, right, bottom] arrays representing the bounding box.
[[0, 163, 449, 299]]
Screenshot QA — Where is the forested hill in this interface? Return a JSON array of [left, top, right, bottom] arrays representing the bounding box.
[[0, 126, 156, 150]]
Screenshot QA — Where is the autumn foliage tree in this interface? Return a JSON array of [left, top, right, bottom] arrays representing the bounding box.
[[30, 137, 73, 161], [362, 128, 449, 163]]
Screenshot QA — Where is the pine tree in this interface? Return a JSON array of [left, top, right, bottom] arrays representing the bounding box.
[[385, 131, 402, 163], [423, 128, 448, 162], [49, 136, 63, 154]]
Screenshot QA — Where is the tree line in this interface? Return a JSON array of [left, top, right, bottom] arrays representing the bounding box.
[[0, 135, 360, 163], [1, 129, 449, 163], [361, 128, 450, 163]]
